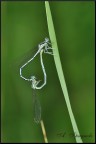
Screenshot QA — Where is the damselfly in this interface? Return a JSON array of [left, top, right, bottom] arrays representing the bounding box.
[[20, 38, 53, 123]]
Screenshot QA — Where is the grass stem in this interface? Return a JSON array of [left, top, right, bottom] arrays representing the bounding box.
[[45, 1, 83, 143], [40, 120, 48, 143]]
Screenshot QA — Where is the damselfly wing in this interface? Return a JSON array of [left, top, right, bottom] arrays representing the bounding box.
[[32, 90, 41, 123]]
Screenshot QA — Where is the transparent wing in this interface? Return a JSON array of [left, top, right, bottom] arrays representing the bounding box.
[[9, 45, 38, 73], [32, 90, 41, 124]]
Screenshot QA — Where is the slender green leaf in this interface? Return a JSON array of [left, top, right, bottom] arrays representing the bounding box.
[[45, 1, 83, 143]]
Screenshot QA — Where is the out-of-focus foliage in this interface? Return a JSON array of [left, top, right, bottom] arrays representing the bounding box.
[[1, 2, 95, 143]]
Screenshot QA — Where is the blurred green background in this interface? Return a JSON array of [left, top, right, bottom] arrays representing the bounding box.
[[1, 1, 95, 143]]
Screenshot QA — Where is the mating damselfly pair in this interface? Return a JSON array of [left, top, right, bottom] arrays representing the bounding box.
[[20, 38, 53, 123]]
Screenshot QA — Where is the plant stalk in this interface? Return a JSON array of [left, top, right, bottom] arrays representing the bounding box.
[[40, 120, 48, 143], [45, 1, 83, 143]]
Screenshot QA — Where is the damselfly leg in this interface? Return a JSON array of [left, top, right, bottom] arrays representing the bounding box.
[[44, 43, 54, 55]]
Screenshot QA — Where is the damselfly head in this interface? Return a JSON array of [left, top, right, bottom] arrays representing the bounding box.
[[45, 37, 49, 43], [31, 76, 36, 81]]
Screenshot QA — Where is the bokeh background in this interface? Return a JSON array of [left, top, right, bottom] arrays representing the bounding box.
[[1, 1, 95, 143]]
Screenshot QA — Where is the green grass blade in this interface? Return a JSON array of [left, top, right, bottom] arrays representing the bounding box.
[[45, 1, 83, 143]]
